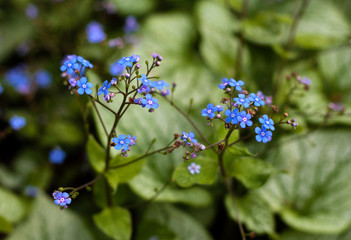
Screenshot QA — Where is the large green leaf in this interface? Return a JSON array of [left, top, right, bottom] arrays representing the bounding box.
[[140, 204, 213, 240], [294, 0, 350, 49], [109, 0, 156, 15], [0, 187, 26, 224], [280, 227, 351, 240], [0, 216, 12, 234], [259, 130, 351, 234], [6, 193, 93, 240], [225, 156, 276, 189], [87, 135, 106, 173], [93, 206, 132, 240], [225, 192, 275, 234], [173, 157, 218, 188]]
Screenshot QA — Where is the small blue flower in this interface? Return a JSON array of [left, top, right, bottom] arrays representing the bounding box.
[[77, 77, 93, 95], [35, 70, 52, 88], [188, 163, 201, 175], [234, 94, 250, 108], [224, 109, 239, 124], [53, 191, 72, 207], [0, 83, 3, 94], [248, 93, 265, 107], [218, 78, 229, 89], [299, 76, 311, 86], [161, 89, 170, 96], [5, 65, 31, 94], [229, 79, 245, 91], [130, 54, 140, 63], [118, 55, 140, 67], [9, 115, 26, 130], [60, 56, 79, 75], [113, 135, 131, 150], [86, 21, 106, 44], [141, 94, 159, 109], [237, 111, 253, 128], [26, 4, 38, 19], [138, 74, 151, 86], [138, 84, 150, 94], [255, 127, 272, 143], [150, 80, 169, 91], [216, 105, 224, 112], [181, 132, 198, 145], [259, 115, 275, 131], [127, 135, 136, 146], [201, 103, 218, 119], [124, 16, 139, 33], [97, 80, 111, 96], [49, 146, 66, 164], [135, 97, 146, 107], [110, 60, 125, 76]]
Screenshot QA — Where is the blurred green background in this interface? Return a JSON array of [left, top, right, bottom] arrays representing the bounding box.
[[1, 0, 351, 239]]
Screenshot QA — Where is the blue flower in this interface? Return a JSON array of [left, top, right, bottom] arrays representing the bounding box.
[[135, 97, 146, 107], [218, 78, 229, 89], [229, 79, 245, 91], [110, 60, 125, 76], [216, 105, 224, 112], [138, 74, 151, 86], [9, 115, 26, 130], [259, 115, 275, 131], [150, 80, 169, 91], [141, 94, 159, 109], [26, 4, 38, 19], [97, 80, 111, 96], [124, 16, 139, 33], [224, 109, 239, 124], [118, 55, 139, 67], [181, 132, 198, 145], [127, 135, 136, 146], [53, 191, 72, 207], [255, 127, 272, 143], [35, 70, 52, 88], [249, 93, 265, 107], [60, 56, 79, 75], [77, 77, 93, 95], [138, 84, 150, 94], [234, 94, 250, 108], [49, 146, 66, 164], [5, 65, 31, 94], [161, 89, 170, 96], [86, 21, 106, 44], [188, 163, 201, 175], [237, 111, 253, 128], [201, 103, 218, 119], [113, 135, 131, 150], [0, 83, 3, 94]]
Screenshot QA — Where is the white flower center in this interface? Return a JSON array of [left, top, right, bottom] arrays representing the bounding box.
[[266, 121, 270, 125], [243, 117, 247, 122], [261, 132, 265, 137], [148, 100, 153, 105], [82, 84, 86, 88], [207, 110, 212, 113], [60, 197, 65, 203], [120, 141, 124, 144]]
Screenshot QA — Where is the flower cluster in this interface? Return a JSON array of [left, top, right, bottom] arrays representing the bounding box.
[[52, 191, 72, 209], [201, 78, 288, 143], [112, 135, 136, 157], [5, 65, 52, 95], [179, 132, 205, 160]]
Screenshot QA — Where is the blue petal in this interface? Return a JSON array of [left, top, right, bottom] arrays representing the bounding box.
[[256, 135, 262, 142], [85, 88, 93, 95]]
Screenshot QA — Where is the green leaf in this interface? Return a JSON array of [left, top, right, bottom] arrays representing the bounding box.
[[141, 204, 213, 240], [242, 11, 292, 45], [135, 221, 176, 240], [225, 192, 275, 234], [280, 227, 351, 240], [196, 0, 240, 33], [108, 0, 155, 15], [225, 157, 275, 189], [294, 0, 351, 49], [108, 155, 146, 183], [87, 135, 106, 173], [173, 157, 218, 187], [0, 216, 13, 234], [228, 145, 254, 157], [93, 206, 132, 240], [6, 193, 93, 240], [0, 187, 26, 224], [259, 130, 351, 234]]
